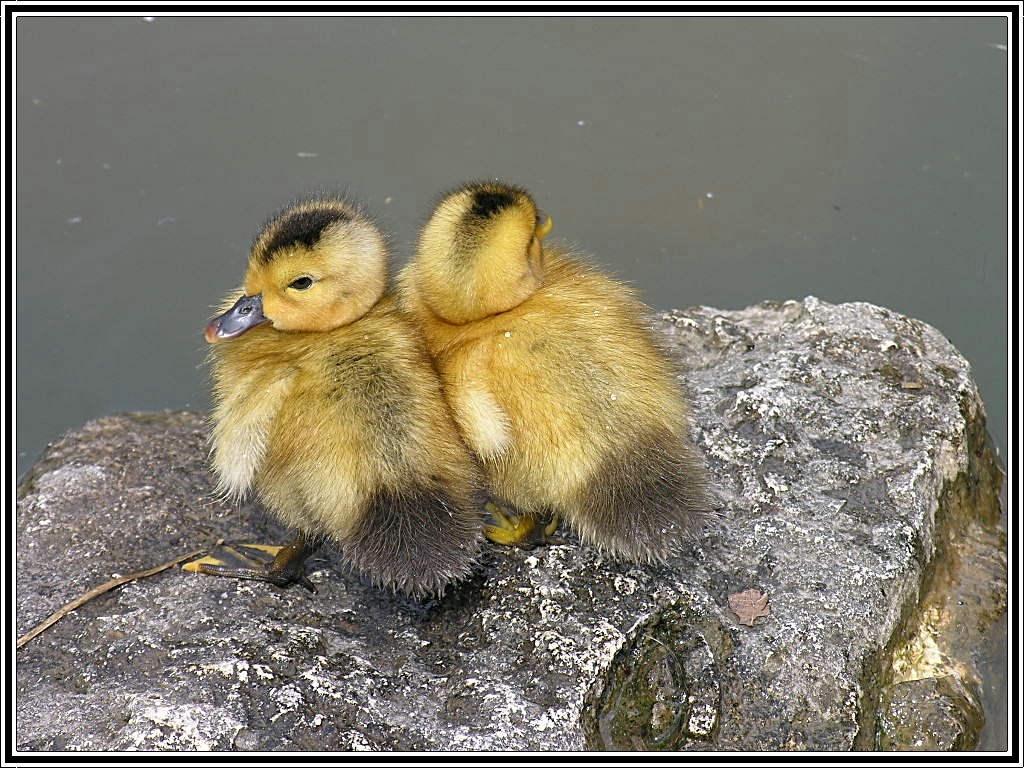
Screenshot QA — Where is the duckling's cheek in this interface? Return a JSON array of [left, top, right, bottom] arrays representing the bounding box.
[[205, 293, 269, 342]]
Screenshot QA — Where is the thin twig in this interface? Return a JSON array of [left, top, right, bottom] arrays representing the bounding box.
[[16, 542, 220, 650]]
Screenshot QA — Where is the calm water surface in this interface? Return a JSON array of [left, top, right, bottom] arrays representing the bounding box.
[[14, 15, 1010, 750]]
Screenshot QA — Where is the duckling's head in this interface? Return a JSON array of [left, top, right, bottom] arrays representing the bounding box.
[[206, 197, 388, 342], [407, 181, 552, 324]]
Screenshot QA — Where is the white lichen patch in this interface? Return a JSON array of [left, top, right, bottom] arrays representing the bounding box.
[[732, 387, 784, 421], [300, 657, 349, 701], [394, 626, 432, 648], [613, 573, 638, 595], [269, 683, 304, 722], [122, 697, 243, 751], [192, 659, 275, 684], [702, 425, 753, 463], [543, 688, 590, 733], [763, 473, 790, 494], [751, 520, 780, 537], [537, 598, 565, 622], [535, 619, 625, 680], [195, 660, 239, 679], [30, 464, 109, 511], [687, 696, 719, 737], [349, 730, 378, 750]]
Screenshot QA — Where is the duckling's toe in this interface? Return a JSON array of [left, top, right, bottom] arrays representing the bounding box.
[[183, 542, 279, 573], [183, 537, 317, 592], [484, 502, 561, 548]]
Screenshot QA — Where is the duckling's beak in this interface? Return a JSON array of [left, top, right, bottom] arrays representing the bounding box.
[[205, 293, 269, 343], [535, 213, 553, 240]]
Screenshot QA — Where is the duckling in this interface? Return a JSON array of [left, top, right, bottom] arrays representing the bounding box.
[[186, 196, 486, 598], [397, 181, 711, 563]]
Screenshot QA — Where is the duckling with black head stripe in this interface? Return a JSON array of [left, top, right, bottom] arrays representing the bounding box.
[[397, 181, 712, 563], [186, 196, 486, 598]]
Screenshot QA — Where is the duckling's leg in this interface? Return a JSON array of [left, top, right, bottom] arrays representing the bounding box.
[[484, 502, 560, 548], [183, 533, 317, 592]]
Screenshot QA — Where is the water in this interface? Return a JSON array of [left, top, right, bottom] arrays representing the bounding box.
[[13, 14, 1010, 749]]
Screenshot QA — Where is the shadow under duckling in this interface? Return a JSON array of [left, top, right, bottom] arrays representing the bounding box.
[[397, 181, 712, 563], [187, 197, 486, 598]]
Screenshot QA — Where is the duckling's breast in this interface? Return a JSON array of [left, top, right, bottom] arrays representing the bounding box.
[[207, 325, 301, 502], [251, 307, 476, 539]]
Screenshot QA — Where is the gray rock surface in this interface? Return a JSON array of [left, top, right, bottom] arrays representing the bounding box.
[[15, 296, 1005, 751]]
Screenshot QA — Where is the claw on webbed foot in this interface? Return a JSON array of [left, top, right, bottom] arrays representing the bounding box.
[[182, 535, 317, 592], [483, 502, 560, 548]]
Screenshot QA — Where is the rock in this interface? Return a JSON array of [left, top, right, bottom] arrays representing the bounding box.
[[15, 296, 1005, 751]]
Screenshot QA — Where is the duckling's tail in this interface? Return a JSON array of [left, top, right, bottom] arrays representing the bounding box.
[[338, 484, 485, 599], [568, 428, 714, 563]]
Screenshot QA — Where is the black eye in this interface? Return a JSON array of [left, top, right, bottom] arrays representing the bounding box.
[[289, 276, 314, 290]]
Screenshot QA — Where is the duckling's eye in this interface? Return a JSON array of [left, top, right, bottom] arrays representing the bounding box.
[[288, 276, 315, 291]]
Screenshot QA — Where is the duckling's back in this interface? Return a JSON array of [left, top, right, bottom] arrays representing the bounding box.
[[438, 247, 709, 561]]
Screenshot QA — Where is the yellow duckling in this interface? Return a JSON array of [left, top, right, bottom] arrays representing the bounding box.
[[187, 196, 485, 598], [397, 181, 711, 563]]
